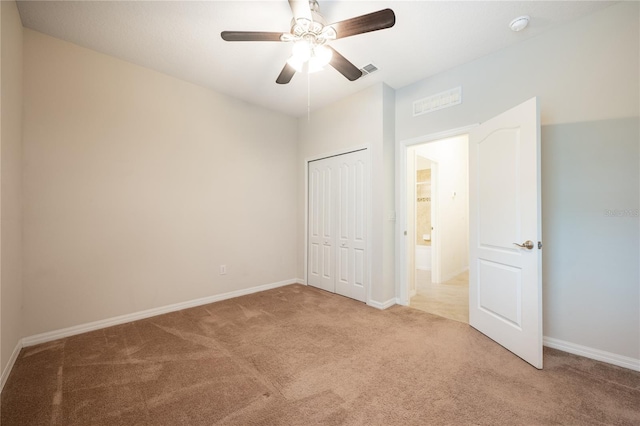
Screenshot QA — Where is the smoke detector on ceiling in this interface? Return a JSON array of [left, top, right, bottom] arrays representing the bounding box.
[[509, 15, 530, 32]]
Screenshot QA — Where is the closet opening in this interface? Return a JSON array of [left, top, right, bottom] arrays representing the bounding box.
[[306, 149, 370, 303]]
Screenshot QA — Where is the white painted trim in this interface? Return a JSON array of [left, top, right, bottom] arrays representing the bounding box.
[[23, 279, 298, 347], [367, 298, 396, 310], [395, 141, 407, 304], [399, 125, 479, 148], [296, 278, 307, 285], [1, 339, 23, 392], [430, 160, 441, 284], [544, 336, 640, 372], [8, 289, 638, 390]]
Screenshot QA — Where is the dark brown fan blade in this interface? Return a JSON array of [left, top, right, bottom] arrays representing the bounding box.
[[327, 47, 363, 81], [329, 9, 396, 39], [288, 0, 312, 21], [276, 63, 297, 84], [221, 31, 284, 42]]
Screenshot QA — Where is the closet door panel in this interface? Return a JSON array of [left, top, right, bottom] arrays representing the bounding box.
[[335, 151, 367, 302], [351, 153, 368, 302], [308, 150, 368, 302], [307, 160, 335, 292], [336, 160, 352, 297]]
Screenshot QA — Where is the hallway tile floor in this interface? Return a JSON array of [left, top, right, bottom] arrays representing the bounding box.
[[410, 270, 469, 323]]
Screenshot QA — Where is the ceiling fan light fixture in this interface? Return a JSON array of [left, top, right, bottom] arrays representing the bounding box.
[[320, 26, 336, 41], [313, 44, 332, 66], [308, 55, 330, 73], [221, 2, 396, 85], [288, 41, 332, 74], [286, 55, 305, 73], [308, 59, 324, 74], [291, 40, 312, 62], [293, 18, 312, 35]]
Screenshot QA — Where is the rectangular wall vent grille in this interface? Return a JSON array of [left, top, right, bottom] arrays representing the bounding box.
[[413, 86, 462, 117]]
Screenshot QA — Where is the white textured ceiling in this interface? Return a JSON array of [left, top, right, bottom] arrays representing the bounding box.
[[17, 0, 615, 117]]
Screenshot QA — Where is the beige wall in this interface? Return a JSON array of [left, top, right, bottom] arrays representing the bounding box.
[[395, 2, 639, 359], [22, 29, 298, 336], [297, 83, 395, 304], [1, 0, 24, 378]]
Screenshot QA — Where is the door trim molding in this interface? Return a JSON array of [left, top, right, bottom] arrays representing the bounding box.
[[395, 125, 478, 306]]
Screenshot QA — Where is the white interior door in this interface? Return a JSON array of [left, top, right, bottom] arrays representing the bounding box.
[[469, 97, 543, 369], [334, 151, 367, 302], [308, 150, 368, 302], [308, 159, 335, 293]]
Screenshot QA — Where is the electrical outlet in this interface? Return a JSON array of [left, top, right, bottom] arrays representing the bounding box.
[[220, 265, 227, 275]]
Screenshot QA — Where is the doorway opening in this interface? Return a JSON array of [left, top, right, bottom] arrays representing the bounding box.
[[396, 100, 542, 368], [405, 134, 469, 323]]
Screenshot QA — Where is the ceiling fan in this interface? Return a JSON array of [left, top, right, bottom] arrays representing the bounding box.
[[221, 0, 396, 84]]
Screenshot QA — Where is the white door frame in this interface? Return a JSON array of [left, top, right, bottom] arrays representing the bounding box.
[[406, 149, 417, 297], [304, 145, 372, 303], [395, 125, 477, 305], [431, 160, 440, 284]]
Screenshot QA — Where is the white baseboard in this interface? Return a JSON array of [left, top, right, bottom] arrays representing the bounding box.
[[368, 298, 396, 310], [14, 280, 639, 382], [1, 339, 23, 393], [23, 278, 298, 348], [543, 336, 640, 372], [296, 278, 307, 285]]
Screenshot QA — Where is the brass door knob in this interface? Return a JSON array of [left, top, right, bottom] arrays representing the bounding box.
[[513, 240, 534, 250]]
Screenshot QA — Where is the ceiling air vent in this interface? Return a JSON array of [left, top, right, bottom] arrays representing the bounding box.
[[360, 63, 379, 76], [413, 86, 462, 117]]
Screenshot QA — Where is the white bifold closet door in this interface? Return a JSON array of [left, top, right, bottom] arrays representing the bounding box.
[[308, 149, 368, 302]]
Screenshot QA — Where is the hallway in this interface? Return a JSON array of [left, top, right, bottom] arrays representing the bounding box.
[[410, 270, 469, 323]]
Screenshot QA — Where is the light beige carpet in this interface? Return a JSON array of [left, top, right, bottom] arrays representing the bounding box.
[[2, 284, 639, 425]]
